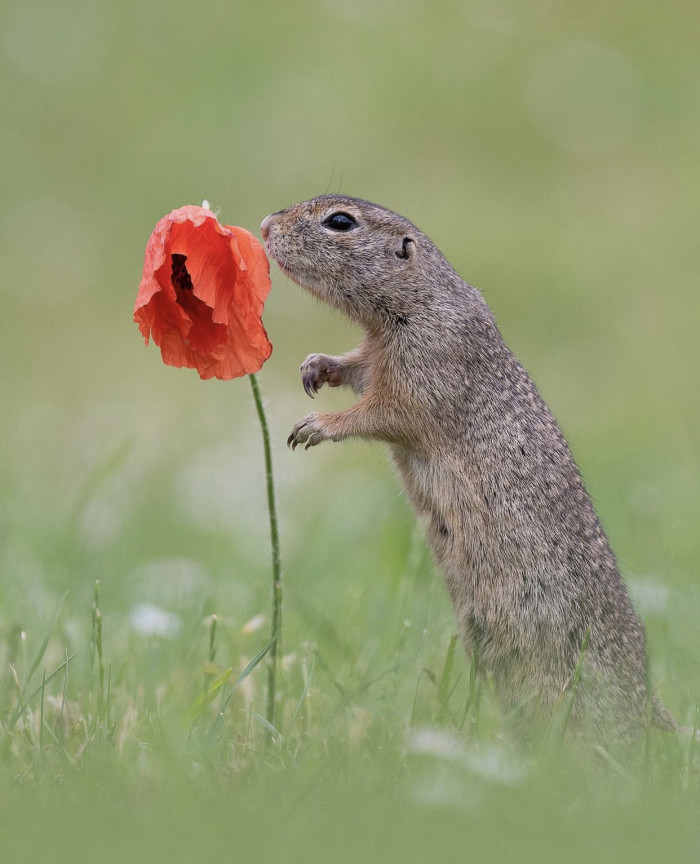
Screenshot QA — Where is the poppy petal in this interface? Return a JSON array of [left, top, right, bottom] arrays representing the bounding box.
[[134, 206, 272, 380]]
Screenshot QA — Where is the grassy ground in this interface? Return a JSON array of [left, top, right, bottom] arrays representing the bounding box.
[[1, 0, 699, 861]]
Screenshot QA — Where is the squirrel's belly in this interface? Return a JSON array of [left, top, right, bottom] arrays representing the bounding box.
[[388, 443, 488, 566], [389, 443, 585, 635]]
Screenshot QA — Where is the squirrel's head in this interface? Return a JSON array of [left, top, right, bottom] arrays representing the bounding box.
[[262, 195, 445, 330]]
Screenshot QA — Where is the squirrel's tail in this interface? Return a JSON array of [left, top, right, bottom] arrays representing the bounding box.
[[651, 696, 700, 741], [651, 695, 679, 731]]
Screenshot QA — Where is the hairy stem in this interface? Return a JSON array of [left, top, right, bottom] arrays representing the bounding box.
[[249, 373, 282, 734]]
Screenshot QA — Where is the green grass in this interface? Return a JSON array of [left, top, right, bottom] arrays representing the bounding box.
[[2, 0, 700, 860], [0, 534, 698, 864]]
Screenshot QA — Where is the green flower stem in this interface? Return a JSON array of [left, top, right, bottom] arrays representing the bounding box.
[[248, 372, 282, 733]]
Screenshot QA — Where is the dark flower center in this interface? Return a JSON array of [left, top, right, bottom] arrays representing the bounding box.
[[171, 254, 194, 297], [169, 252, 225, 352]]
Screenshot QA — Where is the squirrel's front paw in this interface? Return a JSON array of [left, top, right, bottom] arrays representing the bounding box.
[[287, 413, 330, 451], [300, 354, 343, 398]]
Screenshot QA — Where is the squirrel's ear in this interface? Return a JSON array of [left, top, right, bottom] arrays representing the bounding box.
[[395, 236, 415, 262]]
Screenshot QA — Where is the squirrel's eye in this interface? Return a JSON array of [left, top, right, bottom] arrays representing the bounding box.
[[323, 212, 357, 232]]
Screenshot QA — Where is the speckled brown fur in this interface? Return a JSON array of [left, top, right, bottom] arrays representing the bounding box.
[[262, 194, 676, 742]]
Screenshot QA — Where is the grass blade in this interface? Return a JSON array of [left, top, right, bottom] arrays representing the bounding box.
[[218, 636, 277, 717], [285, 653, 315, 737], [9, 653, 77, 730], [23, 594, 67, 699]]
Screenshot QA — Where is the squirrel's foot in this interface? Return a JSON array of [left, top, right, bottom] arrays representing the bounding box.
[[287, 412, 332, 451], [300, 354, 344, 398]]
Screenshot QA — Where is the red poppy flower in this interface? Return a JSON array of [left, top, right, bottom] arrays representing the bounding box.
[[134, 205, 272, 380]]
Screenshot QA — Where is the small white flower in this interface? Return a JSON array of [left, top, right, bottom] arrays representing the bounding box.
[[241, 613, 266, 634], [129, 603, 181, 638], [407, 728, 464, 760], [407, 728, 528, 785]]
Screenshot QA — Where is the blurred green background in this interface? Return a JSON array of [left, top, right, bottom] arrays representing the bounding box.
[[1, 0, 699, 861]]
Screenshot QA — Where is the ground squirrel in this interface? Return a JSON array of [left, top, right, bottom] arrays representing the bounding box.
[[261, 194, 676, 742]]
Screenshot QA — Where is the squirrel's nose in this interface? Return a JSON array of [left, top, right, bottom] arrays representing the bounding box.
[[260, 216, 271, 241]]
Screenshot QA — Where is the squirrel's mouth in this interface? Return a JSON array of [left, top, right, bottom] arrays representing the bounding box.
[[272, 257, 299, 280], [264, 245, 315, 291]]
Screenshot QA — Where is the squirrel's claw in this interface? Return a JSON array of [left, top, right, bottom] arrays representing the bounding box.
[[302, 373, 317, 399], [288, 412, 326, 451], [300, 355, 325, 398], [304, 432, 324, 450], [299, 353, 344, 399]]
